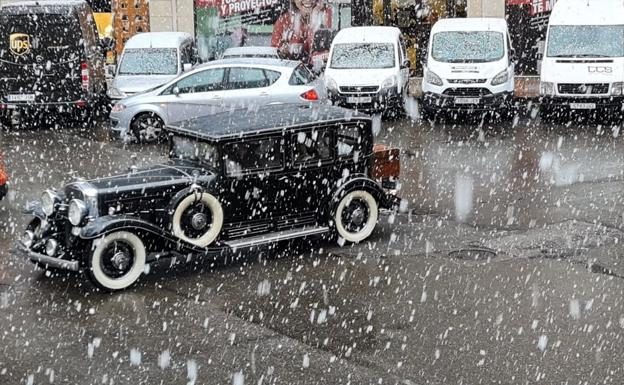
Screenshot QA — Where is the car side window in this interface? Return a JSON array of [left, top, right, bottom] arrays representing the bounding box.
[[224, 137, 283, 176], [173, 68, 225, 94], [226, 67, 278, 90], [337, 125, 361, 158], [289, 65, 316, 85], [292, 130, 333, 164]]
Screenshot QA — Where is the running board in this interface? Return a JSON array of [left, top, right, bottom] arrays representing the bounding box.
[[224, 227, 329, 249]]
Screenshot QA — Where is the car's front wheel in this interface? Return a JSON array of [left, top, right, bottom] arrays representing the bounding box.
[[131, 113, 165, 143], [333, 190, 379, 243], [86, 231, 146, 291]]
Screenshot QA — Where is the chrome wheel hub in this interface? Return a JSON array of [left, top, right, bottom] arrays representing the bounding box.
[[191, 213, 208, 230], [350, 207, 366, 226], [111, 251, 131, 271]]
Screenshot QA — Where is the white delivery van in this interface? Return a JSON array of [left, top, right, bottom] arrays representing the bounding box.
[[421, 18, 515, 117], [324, 26, 410, 113], [108, 32, 196, 101], [539, 0, 624, 118]]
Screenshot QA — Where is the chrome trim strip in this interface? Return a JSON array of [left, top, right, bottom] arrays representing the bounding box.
[[225, 226, 329, 250]]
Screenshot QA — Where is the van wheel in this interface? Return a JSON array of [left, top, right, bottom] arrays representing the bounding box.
[[333, 190, 379, 244], [131, 113, 165, 143], [86, 231, 146, 291]]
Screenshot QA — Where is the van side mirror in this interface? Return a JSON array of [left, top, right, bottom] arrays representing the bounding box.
[[183, 63, 192, 72], [172, 86, 180, 96]]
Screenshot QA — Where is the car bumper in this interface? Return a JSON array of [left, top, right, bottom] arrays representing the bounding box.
[[422, 91, 513, 111], [16, 240, 80, 271], [541, 96, 624, 111], [328, 87, 401, 112], [109, 110, 134, 141]]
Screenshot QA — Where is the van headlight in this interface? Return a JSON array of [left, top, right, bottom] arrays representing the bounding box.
[[425, 70, 443, 86], [382, 75, 397, 89], [540, 81, 555, 96], [325, 76, 338, 91], [68, 199, 88, 226], [111, 103, 126, 113], [612, 82, 623, 96], [41, 190, 61, 217], [108, 86, 127, 99], [491, 69, 509, 86]]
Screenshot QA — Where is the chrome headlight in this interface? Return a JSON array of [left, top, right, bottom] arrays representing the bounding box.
[[41, 190, 61, 217], [21, 230, 35, 248], [612, 82, 623, 96], [45, 239, 59, 257], [540, 81, 555, 96], [68, 199, 88, 226], [382, 75, 397, 89], [491, 69, 509, 86], [425, 70, 443, 86]]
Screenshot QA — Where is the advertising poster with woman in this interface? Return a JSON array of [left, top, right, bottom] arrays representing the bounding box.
[[195, 0, 344, 67]]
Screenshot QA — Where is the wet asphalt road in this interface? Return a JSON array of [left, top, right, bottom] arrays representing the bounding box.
[[3, 108, 624, 384]]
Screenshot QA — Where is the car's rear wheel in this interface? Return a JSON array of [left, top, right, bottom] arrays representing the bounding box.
[[86, 231, 146, 291], [333, 190, 379, 243], [172, 192, 224, 248], [131, 113, 165, 143]]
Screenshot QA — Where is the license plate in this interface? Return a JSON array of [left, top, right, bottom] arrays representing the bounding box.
[[347, 96, 372, 104], [7, 94, 35, 102], [570, 102, 596, 110], [455, 97, 480, 104]]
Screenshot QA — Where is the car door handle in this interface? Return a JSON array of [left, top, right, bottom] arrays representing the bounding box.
[[212, 95, 222, 100], [259, 92, 269, 97]]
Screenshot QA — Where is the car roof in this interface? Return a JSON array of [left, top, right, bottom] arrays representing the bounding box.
[[1, 0, 86, 12], [223, 46, 278, 56], [198, 57, 301, 70], [124, 32, 193, 49], [550, 0, 624, 25], [332, 26, 401, 44], [167, 104, 371, 141], [431, 17, 508, 33]]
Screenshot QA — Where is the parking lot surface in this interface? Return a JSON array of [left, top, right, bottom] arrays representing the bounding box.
[[3, 111, 624, 384]]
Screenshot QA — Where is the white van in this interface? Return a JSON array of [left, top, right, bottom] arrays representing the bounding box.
[[108, 32, 196, 100], [539, 0, 624, 118], [324, 26, 410, 113], [421, 18, 515, 117]]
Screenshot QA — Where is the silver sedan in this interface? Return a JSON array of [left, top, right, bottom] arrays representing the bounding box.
[[109, 58, 327, 142]]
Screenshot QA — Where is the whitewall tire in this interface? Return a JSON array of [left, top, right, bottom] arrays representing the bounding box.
[[172, 192, 223, 247], [334, 190, 379, 243], [88, 231, 146, 291]]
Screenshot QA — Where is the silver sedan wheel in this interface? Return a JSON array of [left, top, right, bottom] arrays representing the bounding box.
[[132, 113, 165, 143]]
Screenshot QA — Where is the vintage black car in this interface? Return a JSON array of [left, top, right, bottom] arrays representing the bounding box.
[[18, 104, 401, 291]]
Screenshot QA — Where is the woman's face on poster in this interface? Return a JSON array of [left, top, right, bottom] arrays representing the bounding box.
[[294, 0, 318, 15]]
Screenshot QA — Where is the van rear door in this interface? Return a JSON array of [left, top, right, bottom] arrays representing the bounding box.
[[0, 12, 85, 104]]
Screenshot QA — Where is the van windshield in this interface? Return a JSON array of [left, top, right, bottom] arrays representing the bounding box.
[[119, 48, 178, 75], [0, 13, 83, 63], [330, 43, 395, 69], [431, 31, 504, 63], [547, 25, 624, 58]]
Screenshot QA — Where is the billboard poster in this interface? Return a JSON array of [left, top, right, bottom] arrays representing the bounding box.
[[195, 0, 348, 64]]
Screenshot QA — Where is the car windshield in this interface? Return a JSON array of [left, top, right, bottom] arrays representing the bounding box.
[[118, 48, 178, 75], [431, 31, 504, 63], [170, 136, 218, 170], [547, 25, 624, 58], [330, 43, 395, 69]]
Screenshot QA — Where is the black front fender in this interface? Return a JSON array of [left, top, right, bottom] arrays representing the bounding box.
[[23, 201, 46, 220]]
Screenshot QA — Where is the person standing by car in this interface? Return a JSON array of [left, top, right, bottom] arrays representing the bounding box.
[[271, 0, 332, 61]]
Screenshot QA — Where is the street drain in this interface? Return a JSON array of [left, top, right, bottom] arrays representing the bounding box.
[[448, 247, 497, 261]]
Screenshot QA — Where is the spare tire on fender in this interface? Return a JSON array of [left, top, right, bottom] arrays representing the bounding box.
[[171, 192, 223, 248]]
